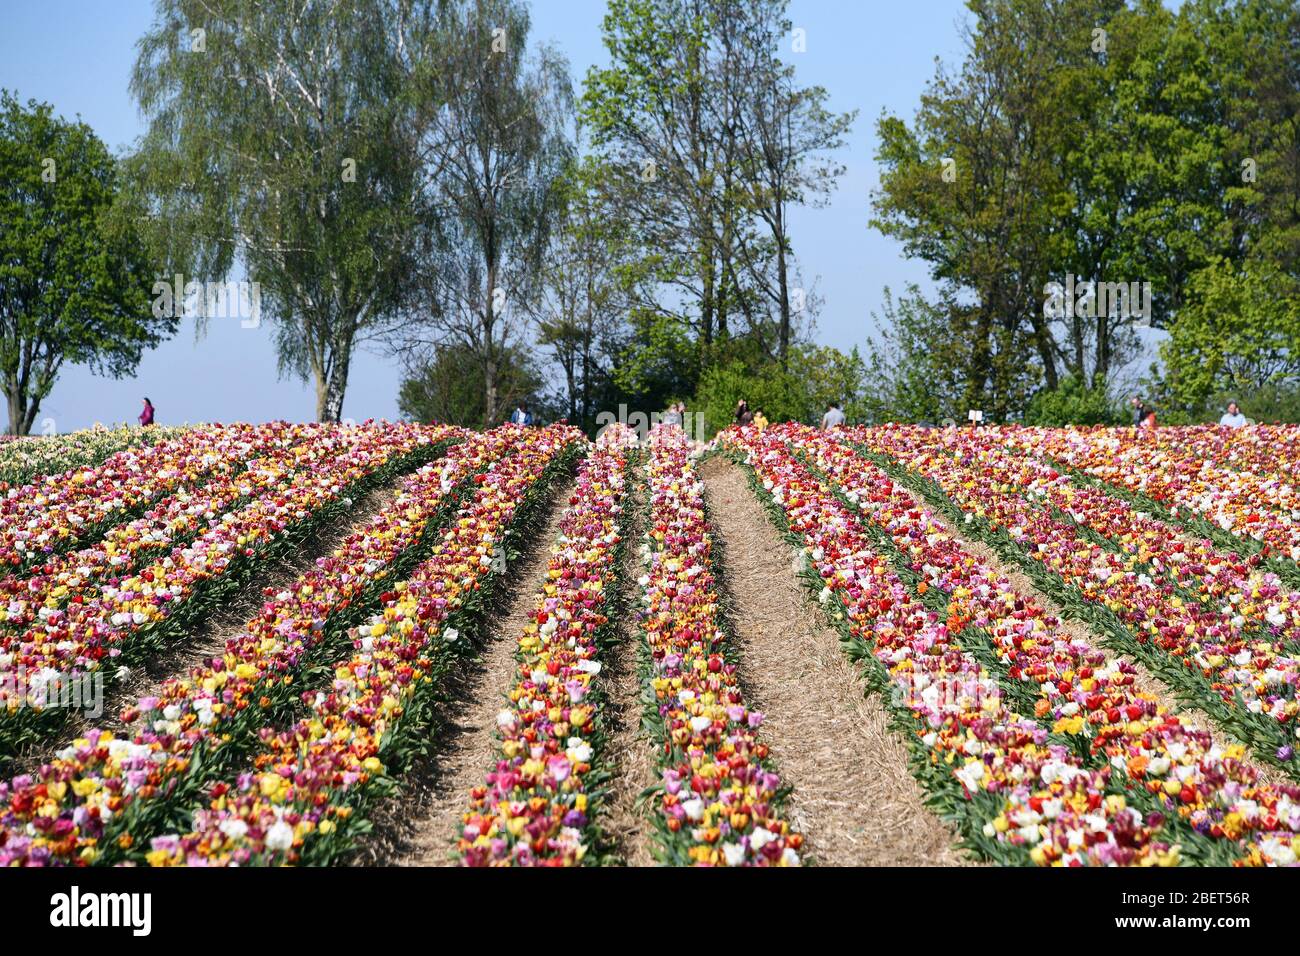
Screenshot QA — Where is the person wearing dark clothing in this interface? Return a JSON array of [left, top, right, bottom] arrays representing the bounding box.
[[139, 397, 155, 427], [1129, 395, 1147, 427], [735, 399, 753, 427]]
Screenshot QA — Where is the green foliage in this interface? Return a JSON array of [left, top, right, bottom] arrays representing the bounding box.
[[397, 344, 544, 429], [536, 155, 632, 434], [692, 340, 867, 436], [1225, 384, 1300, 425], [128, 0, 433, 421], [1161, 258, 1300, 413], [0, 91, 171, 435], [420, 0, 574, 425], [1023, 374, 1119, 426], [581, 0, 852, 383], [869, 0, 1300, 417], [611, 310, 701, 414], [862, 286, 1000, 424]]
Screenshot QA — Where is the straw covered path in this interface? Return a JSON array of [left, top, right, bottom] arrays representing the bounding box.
[[699, 455, 972, 866]]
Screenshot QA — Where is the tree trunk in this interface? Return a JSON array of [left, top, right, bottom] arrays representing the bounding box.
[[581, 333, 593, 430], [315, 339, 351, 423], [564, 351, 577, 423], [6, 388, 30, 437], [484, 267, 499, 425], [700, 245, 715, 349], [777, 239, 790, 366], [485, 352, 499, 425], [1028, 302, 1059, 391]]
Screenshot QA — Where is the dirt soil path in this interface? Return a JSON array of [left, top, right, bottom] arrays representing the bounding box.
[[591, 456, 657, 866], [367, 480, 577, 867], [700, 456, 972, 866]]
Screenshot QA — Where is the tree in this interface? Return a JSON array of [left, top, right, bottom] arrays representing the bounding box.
[[129, 0, 435, 421], [1056, 0, 1239, 383], [583, 0, 727, 366], [872, 0, 1297, 416], [397, 341, 543, 427], [1023, 373, 1118, 426], [863, 285, 983, 424], [1161, 259, 1300, 411], [583, 0, 851, 380], [872, 0, 1125, 415], [408, 0, 573, 425], [0, 92, 171, 435], [536, 155, 631, 432], [731, 0, 854, 364], [693, 338, 868, 436]]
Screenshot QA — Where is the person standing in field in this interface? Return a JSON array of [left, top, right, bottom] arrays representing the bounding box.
[[821, 401, 845, 430], [735, 399, 753, 427], [138, 397, 155, 427], [510, 401, 532, 426], [1219, 401, 1248, 428], [1130, 395, 1147, 427], [752, 408, 769, 431]]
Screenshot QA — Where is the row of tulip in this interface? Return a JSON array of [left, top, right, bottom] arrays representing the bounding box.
[[0, 425, 186, 487], [638, 426, 801, 866], [849, 425, 1300, 775], [1, 423, 296, 569], [0, 425, 519, 865], [458, 424, 636, 866], [0, 425, 456, 763], [1019, 426, 1300, 563], [1, 423, 392, 634], [1151, 425, 1300, 486], [785, 425, 1300, 866], [1, 426, 447, 697], [882, 429, 1300, 710], [991, 433, 1300, 693], [722, 425, 1179, 866], [147, 424, 585, 865]]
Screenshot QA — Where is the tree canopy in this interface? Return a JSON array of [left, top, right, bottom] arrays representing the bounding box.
[[128, 0, 435, 421], [0, 91, 171, 435]]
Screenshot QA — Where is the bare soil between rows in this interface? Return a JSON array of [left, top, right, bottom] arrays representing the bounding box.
[[361, 479, 578, 866], [700, 456, 973, 866]]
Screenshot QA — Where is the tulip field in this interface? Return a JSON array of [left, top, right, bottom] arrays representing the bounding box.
[[1, 420, 1299, 866]]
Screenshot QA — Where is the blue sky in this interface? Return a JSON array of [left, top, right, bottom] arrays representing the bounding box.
[[1, 0, 971, 430]]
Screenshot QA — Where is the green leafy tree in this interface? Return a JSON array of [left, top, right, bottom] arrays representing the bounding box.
[[536, 155, 632, 433], [410, 0, 573, 425], [0, 92, 170, 435], [397, 342, 543, 428], [864, 284, 1024, 424], [1023, 373, 1118, 426], [871, 0, 1093, 412], [128, 0, 434, 421], [1161, 259, 1300, 411], [582, 0, 851, 387], [693, 339, 867, 435], [610, 310, 701, 417]]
